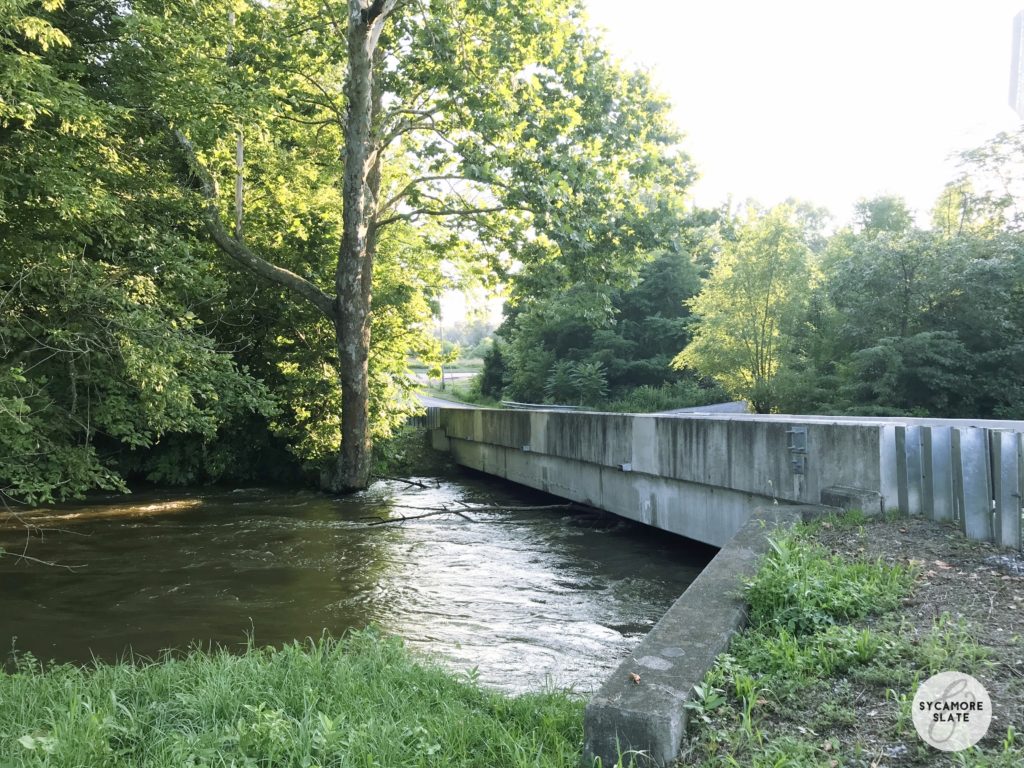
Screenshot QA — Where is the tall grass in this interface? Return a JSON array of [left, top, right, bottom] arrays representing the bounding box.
[[744, 536, 915, 635], [1, 630, 584, 767]]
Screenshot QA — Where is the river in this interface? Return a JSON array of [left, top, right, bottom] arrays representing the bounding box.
[[0, 474, 713, 692]]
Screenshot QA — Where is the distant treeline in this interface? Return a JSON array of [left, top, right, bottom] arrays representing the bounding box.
[[485, 146, 1024, 419]]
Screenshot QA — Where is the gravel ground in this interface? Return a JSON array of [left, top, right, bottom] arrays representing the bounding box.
[[807, 516, 1024, 765]]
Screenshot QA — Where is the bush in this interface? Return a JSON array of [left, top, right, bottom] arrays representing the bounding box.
[[542, 360, 608, 406], [478, 342, 506, 400], [603, 379, 729, 413]]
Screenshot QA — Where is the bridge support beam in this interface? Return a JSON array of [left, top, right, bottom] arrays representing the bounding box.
[[430, 409, 886, 546]]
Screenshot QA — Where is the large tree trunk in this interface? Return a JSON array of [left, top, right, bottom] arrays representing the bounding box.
[[181, 2, 396, 493], [331, 1, 389, 492]]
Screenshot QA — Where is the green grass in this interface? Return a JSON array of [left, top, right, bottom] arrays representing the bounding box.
[[744, 536, 915, 635], [681, 531, 1022, 767], [423, 380, 500, 408], [0, 630, 587, 768]]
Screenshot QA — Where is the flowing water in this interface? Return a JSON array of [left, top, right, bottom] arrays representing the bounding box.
[[0, 474, 714, 692]]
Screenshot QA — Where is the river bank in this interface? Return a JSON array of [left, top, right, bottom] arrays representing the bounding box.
[[0, 630, 586, 767], [678, 513, 1024, 767], [0, 476, 711, 693]]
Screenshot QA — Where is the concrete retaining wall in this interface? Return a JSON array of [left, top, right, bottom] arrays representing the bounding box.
[[583, 505, 810, 766]]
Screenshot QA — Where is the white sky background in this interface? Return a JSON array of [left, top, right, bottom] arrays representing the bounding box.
[[583, 0, 1024, 224]]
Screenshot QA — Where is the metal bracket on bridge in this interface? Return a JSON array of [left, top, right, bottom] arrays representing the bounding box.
[[786, 427, 808, 475]]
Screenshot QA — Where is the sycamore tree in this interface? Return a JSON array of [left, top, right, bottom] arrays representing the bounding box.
[[144, 0, 695, 490], [2, 0, 705, 496], [673, 205, 815, 413]]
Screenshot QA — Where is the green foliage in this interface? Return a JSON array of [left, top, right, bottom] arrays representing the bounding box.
[[539, 359, 606, 406], [744, 536, 914, 635], [684, 532, 1019, 767], [4, 0, 702, 494], [674, 204, 817, 413], [602, 379, 728, 413], [854, 195, 914, 235], [0, 1, 277, 501], [502, 247, 709, 405], [779, 213, 1024, 418], [0, 631, 585, 767], [371, 426, 451, 478], [478, 340, 507, 400], [543, 360, 578, 403]]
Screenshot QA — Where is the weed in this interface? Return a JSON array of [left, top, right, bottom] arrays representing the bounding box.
[[685, 683, 728, 725], [744, 535, 915, 635]]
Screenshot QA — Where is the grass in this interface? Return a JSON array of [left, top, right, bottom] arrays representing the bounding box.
[[743, 536, 914, 634], [679, 526, 1024, 767], [0, 630, 588, 768]]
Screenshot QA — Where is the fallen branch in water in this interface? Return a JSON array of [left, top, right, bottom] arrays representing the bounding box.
[[373, 476, 437, 489], [366, 508, 476, 525], [0, 550, 83, 571], [387, 502, 576, 514], [361, 502, 578, 526], [0, 499, 87, 570]]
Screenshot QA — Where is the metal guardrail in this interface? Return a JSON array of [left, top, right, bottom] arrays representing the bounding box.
[[885, 424, 1023, 549], [499, 401, 584, 411]]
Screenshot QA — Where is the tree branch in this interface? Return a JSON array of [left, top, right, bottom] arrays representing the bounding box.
[[374, 203, 527, 232], [174, 130, 337, 321], [377, 174, 504, 215]]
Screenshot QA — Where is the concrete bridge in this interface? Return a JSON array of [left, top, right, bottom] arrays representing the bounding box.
[[427, 406, 1024, 549], [426, 406, 1023, 764]]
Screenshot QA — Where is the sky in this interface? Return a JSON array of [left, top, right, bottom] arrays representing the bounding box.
[[582, 0, 1024, 224]]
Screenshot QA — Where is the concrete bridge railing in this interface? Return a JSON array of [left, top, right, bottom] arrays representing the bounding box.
[[427, 408, 1024, 550]]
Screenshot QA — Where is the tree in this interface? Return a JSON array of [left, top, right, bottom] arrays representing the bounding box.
[[951, 127, 1024, 232], [853, 195, 913, 235], [156, 0, 700, 489], [0, 0, 276, 502], [168, 0, 399, 491], [822, 229, 1024, 417], [776, 191, 1024, 419], [673, 205, 815, 413]]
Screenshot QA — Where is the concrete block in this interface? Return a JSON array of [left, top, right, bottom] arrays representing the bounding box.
[[820, 485, 882, 515], [992, 431, 1023, 550], [957, 427, 993, 542], [429, 428, 450, 452], [928, 427, 955, 523]]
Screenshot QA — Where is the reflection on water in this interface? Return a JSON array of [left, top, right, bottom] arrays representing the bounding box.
[[0, 474, 714, 692]]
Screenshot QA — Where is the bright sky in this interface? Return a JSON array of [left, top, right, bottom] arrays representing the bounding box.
[[583, 0, 1024, 224]]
